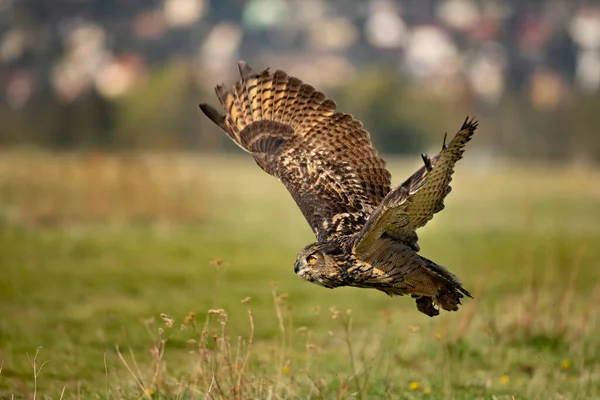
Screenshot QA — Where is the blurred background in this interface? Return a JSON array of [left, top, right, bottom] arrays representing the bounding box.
[[2, 1, 600, 396], [2, 0, 600, 156], [1, 0, 600, 225]]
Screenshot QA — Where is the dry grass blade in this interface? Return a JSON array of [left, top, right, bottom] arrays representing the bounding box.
[[272, 287, 287, 396], [203, 376, 215, 400], [27, 346, 48, 400], [115, 345, 151, 399], [104, 347, 110, 400], [2, 154, 600, 399], [236, 306, 255, 398], [341, 313, 363, 400]]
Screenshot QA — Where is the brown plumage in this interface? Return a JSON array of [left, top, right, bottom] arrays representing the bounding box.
[[200, 61, 478, 317]]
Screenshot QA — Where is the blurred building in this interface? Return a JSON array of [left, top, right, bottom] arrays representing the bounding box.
[[1, 0, 599, 159]]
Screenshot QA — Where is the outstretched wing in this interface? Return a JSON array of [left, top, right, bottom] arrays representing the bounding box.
[[200, 61, 392, 242], [352, 118, 477, 259]]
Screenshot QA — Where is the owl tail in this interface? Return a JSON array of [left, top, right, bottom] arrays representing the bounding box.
[[418, 257, 472, 316], [199, 61, 336, 153]]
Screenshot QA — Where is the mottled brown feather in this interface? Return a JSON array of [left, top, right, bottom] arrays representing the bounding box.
[[200, 62, 478, 317], [353, 118, 478, 257], [199, 61, 392, 241], [403, 117, 477, 230]]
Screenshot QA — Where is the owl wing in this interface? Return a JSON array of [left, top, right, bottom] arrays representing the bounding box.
[[200, 62, 392, 242], [352, 118, 477, 259]]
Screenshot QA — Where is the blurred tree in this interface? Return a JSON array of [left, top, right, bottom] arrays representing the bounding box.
[[333, 66, 471, 155], [113, 60, 199, 149], [2, 63, 600, 161]]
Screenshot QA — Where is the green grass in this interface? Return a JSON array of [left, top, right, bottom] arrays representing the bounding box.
[[1, 154, 600, 399]]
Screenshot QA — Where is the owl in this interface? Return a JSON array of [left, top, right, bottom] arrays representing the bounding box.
[[200, 62, 477, 317]]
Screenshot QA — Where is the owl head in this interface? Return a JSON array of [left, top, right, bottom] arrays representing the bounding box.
[[294, 242, 347, 288]]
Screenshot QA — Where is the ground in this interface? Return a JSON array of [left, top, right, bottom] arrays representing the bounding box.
[[0, 153, 599, 399]]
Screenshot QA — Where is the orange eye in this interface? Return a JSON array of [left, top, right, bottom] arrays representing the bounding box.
[[307, 255, 318, 264]]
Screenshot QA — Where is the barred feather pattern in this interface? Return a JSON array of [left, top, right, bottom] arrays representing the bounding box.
[[200, 61, 391, 241], [200, 61, 479, 317], [352, 118, 478, 257]]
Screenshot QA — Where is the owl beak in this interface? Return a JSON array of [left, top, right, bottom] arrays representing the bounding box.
[[294, 261, 301, 274]]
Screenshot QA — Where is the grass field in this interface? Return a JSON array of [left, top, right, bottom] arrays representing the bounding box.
[[1, 152, 600, 399]]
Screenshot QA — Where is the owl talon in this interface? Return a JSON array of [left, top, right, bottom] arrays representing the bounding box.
[[415, 296, 439, 317], [201, 62, 477, 317], [436, 287, 463, 312], [421, 153, 433, 172]]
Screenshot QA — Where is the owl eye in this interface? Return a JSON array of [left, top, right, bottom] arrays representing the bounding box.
[[306, 254, 318, 264]]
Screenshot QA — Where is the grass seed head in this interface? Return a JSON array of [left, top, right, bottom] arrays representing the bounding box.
[[329, 306, 340, 319], [159, 313, 174, 328], [209, 259, 227, 267], [184, 311, 195, 324]]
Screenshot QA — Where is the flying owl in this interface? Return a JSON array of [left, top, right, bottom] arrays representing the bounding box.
[[200, 61, 477, 317]]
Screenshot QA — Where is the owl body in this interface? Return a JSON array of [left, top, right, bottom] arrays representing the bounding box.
[[293, 237, 464, 316], [200, 61, 477, 317]]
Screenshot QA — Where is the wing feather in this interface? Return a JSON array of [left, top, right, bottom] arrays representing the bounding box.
[[404, 118, 477, 230], [352, 118, 477, 259], [200, 61, 392, 241]]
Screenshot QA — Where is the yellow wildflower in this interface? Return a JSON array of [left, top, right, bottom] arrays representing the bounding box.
[[409, 381, 420, 390], [500, 375, 510, 384], [282, 366, 291, 374], [561, 360, 572, 370]]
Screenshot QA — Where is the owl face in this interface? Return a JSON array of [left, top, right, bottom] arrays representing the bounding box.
[[294, 242, 345, 288]]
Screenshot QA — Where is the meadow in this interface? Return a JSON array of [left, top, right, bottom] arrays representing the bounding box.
[[0, 152, 599, 399]]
